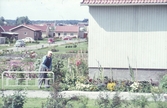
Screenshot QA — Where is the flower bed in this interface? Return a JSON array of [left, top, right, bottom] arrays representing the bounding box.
[[1, 50, 167, 94]]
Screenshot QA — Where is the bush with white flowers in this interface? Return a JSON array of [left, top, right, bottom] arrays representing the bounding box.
[[130, 81, 141, 92]]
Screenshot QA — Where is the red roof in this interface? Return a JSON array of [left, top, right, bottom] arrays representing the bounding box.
[[1, 26, 16, 32], [33, 24, 48, 32], [10, 24, 41, 31], [55, 25, 79, 33], [33, 23, 55, 32], [81, 0, 167, 5]]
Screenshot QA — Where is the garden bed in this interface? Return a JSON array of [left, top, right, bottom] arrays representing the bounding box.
[[1, 90, 167, 101], [1, 90, 167, 108]]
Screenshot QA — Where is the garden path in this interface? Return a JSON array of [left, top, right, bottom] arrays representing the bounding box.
[[1, 90, 167, 101], [5, 39, 86, 52]]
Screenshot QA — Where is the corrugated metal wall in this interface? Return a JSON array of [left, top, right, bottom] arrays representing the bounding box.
[[88, 5, 167, 69]]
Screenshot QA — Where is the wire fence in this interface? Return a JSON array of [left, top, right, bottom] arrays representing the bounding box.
[[1, 71, 54, 89]]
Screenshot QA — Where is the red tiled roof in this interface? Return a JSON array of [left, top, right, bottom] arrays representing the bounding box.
[[10, 24, 41, 31], [55, 25, 79, 33], [1, 26, 16, 32], [24, 25, 41, 31], [34, 23, 55, 32], [33, 25, 48, 32], [81, 0, 167, 5]]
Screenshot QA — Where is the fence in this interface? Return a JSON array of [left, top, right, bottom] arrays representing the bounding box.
[[1, 71, 54, 89]]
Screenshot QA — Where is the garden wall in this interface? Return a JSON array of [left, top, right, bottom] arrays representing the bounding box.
[[89, 68, 167, 82]]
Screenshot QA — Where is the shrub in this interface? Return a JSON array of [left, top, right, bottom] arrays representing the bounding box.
[[52, 59, 65, 82], [43, 80, 88, 108], [95, 92, 122, 108], [131, 95, 149, 108], [73, 44, 77, 48], [159, 74, 167, 93], [2, 90, 27, 108], [139, 81, 151, 93], [51, 49, 59, 52], [130, 81, 141, 92], [95, 92, 111, 108]]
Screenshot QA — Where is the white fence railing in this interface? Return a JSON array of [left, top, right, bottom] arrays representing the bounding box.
[[1, 71, 54, 89]]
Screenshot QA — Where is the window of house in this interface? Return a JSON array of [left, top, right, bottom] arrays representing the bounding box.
[[58, 33, 60, 36], [70, 33, 74, 36], [34, 32, 37, 36], [24, 32, 27, 35], [64, 33, 67, 35]]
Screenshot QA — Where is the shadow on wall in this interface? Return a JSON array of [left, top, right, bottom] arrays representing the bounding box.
[[90, 6, 167, 32], [88, 68, 167, 81]]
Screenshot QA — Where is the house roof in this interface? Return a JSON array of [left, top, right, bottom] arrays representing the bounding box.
[[1, 32, 18, 35], [81, 0, 167, 6], [0, 26, 5, 33], [78, 23, 86, 27], [33, 23, 55, 32], [10, 24, 41, 31], [55, 25, 79, 33], [33, 24, 48, 32], [1, 26, 16, 32]]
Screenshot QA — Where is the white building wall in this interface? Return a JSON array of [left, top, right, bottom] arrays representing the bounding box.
[[42, 32, 46, 38], [55, 32, 78, 38], [0, 37, 6, 44], [89, 5, 167, 69]]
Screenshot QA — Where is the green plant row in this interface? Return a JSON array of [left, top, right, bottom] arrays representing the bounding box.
[[1, 90, 167, 108]]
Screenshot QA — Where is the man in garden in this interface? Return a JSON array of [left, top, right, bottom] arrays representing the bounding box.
[[38, 51, 52, 89]]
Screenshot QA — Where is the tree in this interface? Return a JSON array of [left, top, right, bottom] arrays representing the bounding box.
[[15, 16, 31, 25], [0, 16, 6, 26], [82, 18, 88, 22]]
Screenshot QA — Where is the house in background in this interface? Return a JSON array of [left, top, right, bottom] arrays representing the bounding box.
[[0, 26, 6, 44], [0, 26, 4, 37], [34, 23, 55, 38], [0, 25, 18, 44], [81, 0, 167, 81], [1, 25, 16, 32], [55, 25, 79, 39], [78, 22, 88, 38], [33, 24, 48, 38], [10, 24, 42, 40]]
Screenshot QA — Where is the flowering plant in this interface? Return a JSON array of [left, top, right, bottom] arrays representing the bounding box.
[[130, 81, 141, 92], [75, 81, 91, 91], [107, 82, 116, 91]]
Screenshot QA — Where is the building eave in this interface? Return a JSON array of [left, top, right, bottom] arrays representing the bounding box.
[[55, 31, 78, 33], [10, 24, 41, 31], [81, 3, 167, 6], [0, 26, 5, 32], [1, 32, 19, 35]]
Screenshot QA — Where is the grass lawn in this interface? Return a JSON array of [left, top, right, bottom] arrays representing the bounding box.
[[24, 98, 47, 108], [24, 98, 96, 108], [53, 41, 87, 53], [0, 97, 101, 108], [0, 78, 52, 91], [0, 96, 165, 108], [0, 39, 87, 56], [0, 97, 47, 108], [0, 41, 42, 50], [38, 37, 62, 44], [0, 37, 59, 50], [35, 41, 88, 55], [0, 44, 13, 50]]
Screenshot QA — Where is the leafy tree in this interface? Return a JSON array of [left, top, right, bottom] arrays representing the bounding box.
[[0, 16, 6, 26], [15, 16, 31, 25], [82, 18, 88, 22]]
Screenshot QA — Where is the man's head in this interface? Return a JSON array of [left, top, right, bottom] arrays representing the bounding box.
[[47, 51, 52, 57]]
